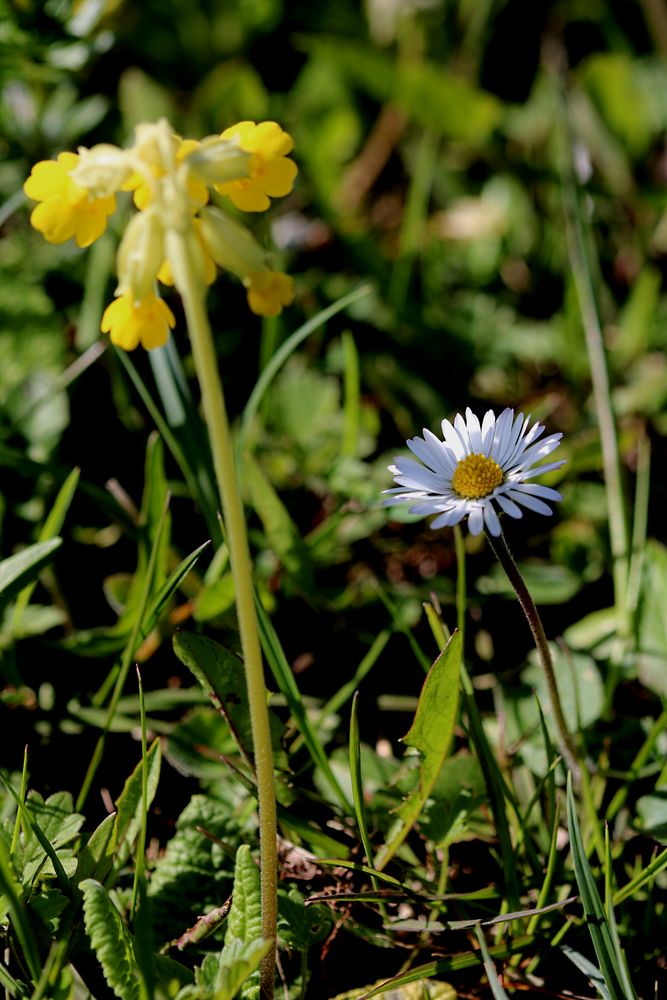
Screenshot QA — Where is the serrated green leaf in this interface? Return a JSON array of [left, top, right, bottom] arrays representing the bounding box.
[[225, 845, 262, 947], [216, 845, 267, 1000], [215, 938, 271, 1000], [375, 632, 461, 870], [148, 796, 234, 940], [80, 879, 140, 1000]]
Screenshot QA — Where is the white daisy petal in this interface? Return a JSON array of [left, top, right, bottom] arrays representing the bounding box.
[[385, 406, 563, 537], [421, 429, 458, 476], [507, 489, 553, 515], [465, 407, 483, 452], [441, 418, 466, 460], [513, 482, 562, 501], [407, 435, 442, 471], [483, 502, 501, 536], [467, 506, 485, 535], [481, 409, 496, 453], [431, 506, 467, 529], [495, 493, 524, 519], [454, 412, 471, 452], [521, 460, 566, 479]]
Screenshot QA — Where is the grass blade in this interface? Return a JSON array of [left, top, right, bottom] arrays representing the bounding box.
[[566, 774, 625, 999]]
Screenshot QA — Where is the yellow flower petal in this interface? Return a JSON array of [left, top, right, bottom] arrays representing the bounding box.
[[257, 157, 298, 198], [220, 182, 271, 213], [215, 120, 296, 212], [246, 271, 295, 317], [101, 292, 175, 351], [24, 151, 116, 246]]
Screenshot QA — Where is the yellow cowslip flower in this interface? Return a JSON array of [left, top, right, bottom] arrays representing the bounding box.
[[124, 138, 209, 212], [101, 291, 176, 351], [215, 121, 297, 212], [23, 152, 116, 247], [245, 271, 295, 317]]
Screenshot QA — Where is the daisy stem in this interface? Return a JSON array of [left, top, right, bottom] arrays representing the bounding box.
[[486, 529, 581, 778], [168, 228, 277, 1000]]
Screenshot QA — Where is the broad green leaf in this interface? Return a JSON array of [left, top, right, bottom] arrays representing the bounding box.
[[636, 540, 667, 696], [75, 813, 117, 885], [636, 791, 667, 844], [277, 888, 332, 949], [216, 844, 268, 1000], [375, 631, 461, 870], [243, 452, 313, 591], [215, 938, 271, 1000], [148, 796, 235, 940], [115, 739, 161, 853], [80, 879, 140, 1000], [0, 538, 62, 608], [582, 53, 651, 157], [173, 631, 288, 771]]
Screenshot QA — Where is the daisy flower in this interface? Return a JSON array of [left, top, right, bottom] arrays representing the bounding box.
[[385, 407, 564, 537]]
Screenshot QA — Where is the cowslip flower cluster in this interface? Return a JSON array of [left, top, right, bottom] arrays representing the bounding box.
[[24, 119, 297, 351], [385, 407, 564, 536]]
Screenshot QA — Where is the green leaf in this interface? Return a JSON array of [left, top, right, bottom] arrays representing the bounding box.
[[0, 538, 62, 608], [216, 844, 269, 1000], [332, 980, 456, 999], [636, 540, 667, 696], [80, 879, 140, 1000], [11, 467, 79, 634], [215, 938, 272, 1000], [148, 796, 235, 941], [243, 452, 313, 591], [114, 739, 161, 853], [0, 835, 41, 982], [277, 888, 332, 950], [582, 52, 652, 157], [566, 775, 627, 1000], [375, 631, 462, 870], [75, 813, 117, 885], [173, 631, 288, 771]]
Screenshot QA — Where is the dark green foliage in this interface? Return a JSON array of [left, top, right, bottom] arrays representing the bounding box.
[[2, 1, 667, 997]]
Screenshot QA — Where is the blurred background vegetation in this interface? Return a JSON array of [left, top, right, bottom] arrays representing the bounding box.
[[2, 0, 667, 996]]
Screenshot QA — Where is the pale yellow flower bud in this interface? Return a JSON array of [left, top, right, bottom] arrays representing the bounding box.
[[116, 208, 165, 301], [69, 144, 132, 198], [185, 135, 252, 186], [131, 119, 180, 174], [197, 206, 268, 278]]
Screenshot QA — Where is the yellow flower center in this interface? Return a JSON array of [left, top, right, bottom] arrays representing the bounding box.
[[452, 453, 503, 499]]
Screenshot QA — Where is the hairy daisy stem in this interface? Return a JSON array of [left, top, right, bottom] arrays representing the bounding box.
[[485, 529, 580, 778], [168, 229, 277, 1000]]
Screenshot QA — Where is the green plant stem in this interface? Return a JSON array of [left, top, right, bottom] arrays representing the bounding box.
[[485, 530, 580, 777], [167, 228, 277, 1000]]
